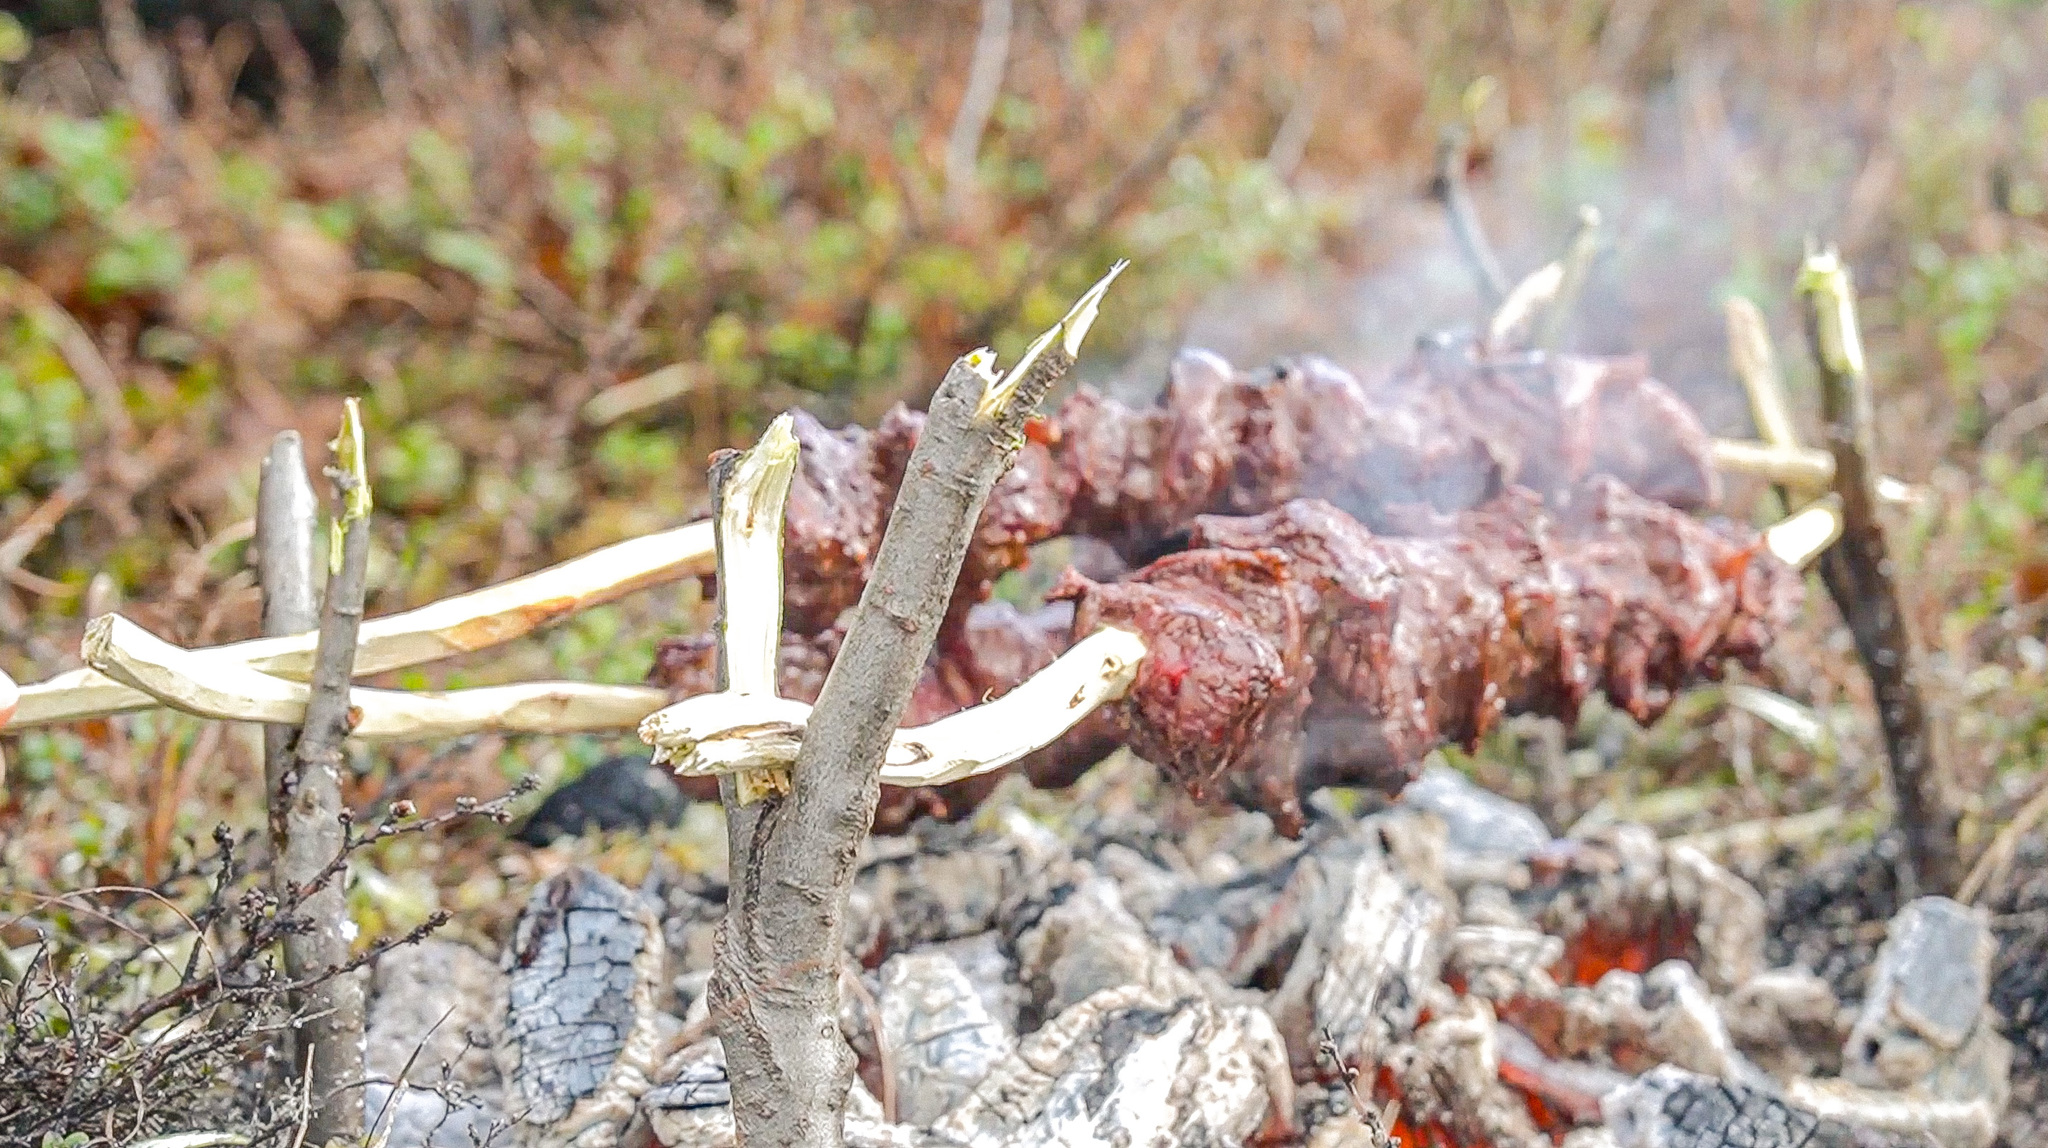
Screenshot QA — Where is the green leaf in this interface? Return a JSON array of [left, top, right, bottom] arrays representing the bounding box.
[[423, 229, 514, 295], [85, 223, 188, 301], [0, 14, 30, 64]]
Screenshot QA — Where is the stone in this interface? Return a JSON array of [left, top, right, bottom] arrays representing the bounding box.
[[1844, 897, 1997, 1090], [365, 938, 505, 1089], [877, 948, 1014, 1126]]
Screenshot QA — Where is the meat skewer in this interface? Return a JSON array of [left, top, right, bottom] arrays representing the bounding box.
[[656, 477, 1799, 836], [776, 342, 1722, 638]]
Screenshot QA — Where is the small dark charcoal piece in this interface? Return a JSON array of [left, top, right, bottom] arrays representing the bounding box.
[[515, 755, 686, 845]]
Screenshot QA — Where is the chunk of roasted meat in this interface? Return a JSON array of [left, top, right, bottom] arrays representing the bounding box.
[[770, 343, 1721, 635], [654, 477, 1797, 838], [1051, 478, 1799, 835]]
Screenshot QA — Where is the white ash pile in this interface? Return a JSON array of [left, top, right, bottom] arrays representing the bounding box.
[[359, 768, 2020, 1148]]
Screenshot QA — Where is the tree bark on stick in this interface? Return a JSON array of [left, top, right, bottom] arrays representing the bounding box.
[[256, 432, 319, 850], [1797, 250, 1962, 897], [285, 401, 374, 1145], [708, 268, 1120, 1147], [254, 430, 319, 1087]]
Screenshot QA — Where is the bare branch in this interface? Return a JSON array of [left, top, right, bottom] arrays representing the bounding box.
[[709, 267, 1120, 1147], [1797, 248, 1961, 896], [255, 431, 320, 853], [9, 520, 714, 728], [287, 397, 372, 1145], [1432, 125, 1509, 305], [943, 0, 1013, 219]]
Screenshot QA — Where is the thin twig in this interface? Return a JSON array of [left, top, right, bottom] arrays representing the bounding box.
[[1959, 773, 2048, 906], [944, 0, 1014, 220], [1798, 248, 1962, 897], [841, 963, 897, 1124], [286, 399, 374, 1146], [1432, 124, 1509, 306]]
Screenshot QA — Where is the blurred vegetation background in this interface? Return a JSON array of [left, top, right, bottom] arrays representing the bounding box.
[[0, 0, 2045, 945]]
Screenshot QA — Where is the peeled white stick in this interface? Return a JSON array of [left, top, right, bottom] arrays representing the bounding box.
[[1720, 296, 1917, 506], [1763, 495, 1843, 569], [1711, 439, 1834, 489], [718, 415, 799, 697], [641, 627, 1147, 788], [1725, 295, 1800, 451], [82, 615, 668, 740], [9, 519, 714, 728], [1487, 261, 1563, 348], [1712, 440, 1920, 507]]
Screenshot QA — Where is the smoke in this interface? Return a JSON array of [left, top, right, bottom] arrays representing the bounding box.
[[1159, 67, 1875, 443]]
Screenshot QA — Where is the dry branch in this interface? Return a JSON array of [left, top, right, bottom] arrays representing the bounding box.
[[81, 614, 667, 738], [254, 430, 319, 1088], [9, 520, 713, 728], [1798, 249, 1961, 896], [708, 266, 1121, 1147], [287, 399, 370, 1146], [943, 0, 1014, 219], [1433, 125, 1509, 305], [255, 432, 320, 852]]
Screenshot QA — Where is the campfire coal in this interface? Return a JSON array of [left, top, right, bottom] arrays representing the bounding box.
[[361, 775, 2025, 1148]]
